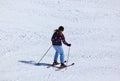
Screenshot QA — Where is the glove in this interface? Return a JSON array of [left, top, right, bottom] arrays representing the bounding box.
[[67, 44, 71, 47]]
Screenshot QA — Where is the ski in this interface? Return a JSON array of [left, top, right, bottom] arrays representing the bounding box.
[[47, 61, 66, 68], [55, 63, 75, 71], [47, 63, 60, 68]]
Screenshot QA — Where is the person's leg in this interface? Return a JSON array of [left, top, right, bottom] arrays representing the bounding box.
[[58, 46, 64, 63], [58, 46, 67, 67], [53, 46, 59, 62]]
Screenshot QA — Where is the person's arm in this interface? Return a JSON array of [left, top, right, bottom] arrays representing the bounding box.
[[61, 34, 71, 46]]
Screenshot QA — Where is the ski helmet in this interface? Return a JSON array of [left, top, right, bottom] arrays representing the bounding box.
[[58, 26, 64, 31]]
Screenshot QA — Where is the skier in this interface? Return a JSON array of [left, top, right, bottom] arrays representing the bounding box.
[[51, 26, 71, 68]]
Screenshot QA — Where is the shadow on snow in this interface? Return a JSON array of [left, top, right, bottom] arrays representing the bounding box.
[[18, 60, 51, 67]]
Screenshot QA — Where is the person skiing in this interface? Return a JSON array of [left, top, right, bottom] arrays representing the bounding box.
[[51, 26, 71, 67]]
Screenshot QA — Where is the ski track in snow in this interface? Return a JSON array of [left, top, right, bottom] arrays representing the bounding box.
[[0, 0, 120, 81]]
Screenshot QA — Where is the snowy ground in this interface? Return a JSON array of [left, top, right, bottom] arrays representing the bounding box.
[[0, 0, 120, 81]]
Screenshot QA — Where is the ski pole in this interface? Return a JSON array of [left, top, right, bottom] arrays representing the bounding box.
[[37, 45, 52, 63], [65, 47, 71, 70], [66, 47, 71, 65]]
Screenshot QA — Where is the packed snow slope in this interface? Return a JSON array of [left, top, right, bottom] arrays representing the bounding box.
[[0, 0, 120, 81]]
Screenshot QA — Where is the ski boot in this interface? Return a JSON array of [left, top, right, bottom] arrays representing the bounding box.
[[52, 61, 59, 66], [60, 63, 67, 68]]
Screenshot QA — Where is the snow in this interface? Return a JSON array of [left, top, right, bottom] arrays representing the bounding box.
[[0, 0, 120, 81]]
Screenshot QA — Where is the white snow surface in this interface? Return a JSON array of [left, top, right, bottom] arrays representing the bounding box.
[[0, 0, 120, 81]]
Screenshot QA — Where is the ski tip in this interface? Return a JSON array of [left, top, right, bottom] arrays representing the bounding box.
[[72, 63, 75, 65]]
